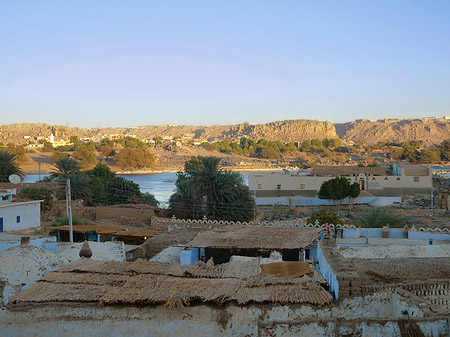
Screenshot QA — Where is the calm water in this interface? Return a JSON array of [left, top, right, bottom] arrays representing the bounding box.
[[23, 172, 249, 207]]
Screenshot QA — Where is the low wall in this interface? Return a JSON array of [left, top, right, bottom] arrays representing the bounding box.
[[317, 241, 339, 299], [343, 228, 450, 241], [255, 196, 401, 206], [339, 244, 450, 259], [96, 206, 155, 222], [3, 293, 448, 337]]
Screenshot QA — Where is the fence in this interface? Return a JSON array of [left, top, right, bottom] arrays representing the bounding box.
[[162, 215, 450, 235]]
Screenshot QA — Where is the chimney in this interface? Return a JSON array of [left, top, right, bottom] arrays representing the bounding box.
[[20, 237, 31, 245]]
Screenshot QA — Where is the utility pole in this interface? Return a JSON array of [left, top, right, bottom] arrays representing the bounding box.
[[66, 178, 73, 242]]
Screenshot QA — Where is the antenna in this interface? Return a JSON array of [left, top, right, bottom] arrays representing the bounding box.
[[8, 174, 21, 184]]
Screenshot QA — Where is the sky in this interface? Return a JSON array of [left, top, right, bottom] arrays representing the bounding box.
[[0, 0, 449, 128]]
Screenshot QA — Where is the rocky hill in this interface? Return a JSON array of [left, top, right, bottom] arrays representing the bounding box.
[[335, 118, 450, 146], [1, 118, 449, 146]]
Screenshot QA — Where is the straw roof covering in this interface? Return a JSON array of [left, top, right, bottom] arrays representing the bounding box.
[[114, 230, 162, 237], [186, 226, 321, 250], [12, 258, 332, 308], [312, 166, 387, 176]]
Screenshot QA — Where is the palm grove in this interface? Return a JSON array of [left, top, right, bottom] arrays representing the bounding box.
[[1, 150, 255, 221]]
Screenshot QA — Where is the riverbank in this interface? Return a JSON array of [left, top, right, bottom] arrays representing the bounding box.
[[19, 152, 285, 175]]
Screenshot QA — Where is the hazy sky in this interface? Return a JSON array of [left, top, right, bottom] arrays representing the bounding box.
[[1, 1, 449, 127]]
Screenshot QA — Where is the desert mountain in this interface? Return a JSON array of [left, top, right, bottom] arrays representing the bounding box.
[[1, 118, 449, 146]]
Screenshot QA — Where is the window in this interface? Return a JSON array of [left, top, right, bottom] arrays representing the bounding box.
[[257, 183, 262, 189], [277, 184, 281, 190], [414, 177, 419, 182], [16, 216, 20, 223], [396, 177, 401, 180], [384, 177, 389, 180], [300, 184, 305, 189]]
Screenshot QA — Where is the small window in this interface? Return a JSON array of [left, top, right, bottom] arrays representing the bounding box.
[[372, 177, 376, 180], [414, 177, 419, 182], [396, 177, 401, 180], [300, 184, 305, 189], [257, 183, 262, 189], [384, 177, 389, 180], [277, 184, 281, 190], [16, 216, 20, 223]]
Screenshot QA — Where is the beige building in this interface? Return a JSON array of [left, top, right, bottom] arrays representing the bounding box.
[[248, 164, 432, 205]]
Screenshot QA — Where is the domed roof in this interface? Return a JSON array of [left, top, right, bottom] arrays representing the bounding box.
[[0, 245, 68, 286]]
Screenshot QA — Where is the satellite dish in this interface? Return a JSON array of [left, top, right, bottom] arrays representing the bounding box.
[[8, 174, 21, 184]]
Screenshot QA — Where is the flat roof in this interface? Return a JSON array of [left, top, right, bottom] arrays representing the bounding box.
[[186, 226, 321, 250], [45, 225, 126, 235], [45, 225, 161, 237], [0, 200, 43, 208]]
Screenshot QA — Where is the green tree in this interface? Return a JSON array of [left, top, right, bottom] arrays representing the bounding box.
[[0, 151, 25, 182], [301, 140, 311, 150], [50, 152, 69, 163], [19, 186, 54, 212], [307, 209, 344, 225], [50, 157, 81, 179], [169, 156, 255, 221], [318, 177, 360, 207], [69, 136, 79, 144], [84, 163, 116, 205], [72, 145, 98, 167], [50, 157, 91, 200], [348, 182, 361, 211], [42, 142, 54, 152], [354, 208, 408, 228], [99, 145, 115, 159], [115, 147, 156, 170], [141, 192, 159, 206], [106, 176, 142, 204]]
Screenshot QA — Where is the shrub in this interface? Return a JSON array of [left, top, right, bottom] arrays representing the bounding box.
[[307, 209, 344, 225], [52, 215, 92, 226], [141, 192, 159, 206], [19, 186, 54, 212], [354, 208, 408, 228]]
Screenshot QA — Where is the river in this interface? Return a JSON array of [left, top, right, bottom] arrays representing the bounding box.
[[22, 172, 249, 207]]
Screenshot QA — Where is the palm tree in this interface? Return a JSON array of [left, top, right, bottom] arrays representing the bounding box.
[[50, 157, 81, 180], [0, 151, 25, 182], [169, 156, 255, 221], [51, 157, 90, 200]]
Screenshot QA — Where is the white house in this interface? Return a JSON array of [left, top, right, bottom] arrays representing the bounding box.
[[0, 201, 43, 232]]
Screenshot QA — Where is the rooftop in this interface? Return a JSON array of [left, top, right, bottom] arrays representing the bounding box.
[[12, 258, 332, 308], [185, 225, 321, 250]]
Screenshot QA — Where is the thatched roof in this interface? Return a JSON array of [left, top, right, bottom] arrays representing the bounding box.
[[12, 258, 332, 308], [312, 166, 387, 176], [185, 226, 321, 250]]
